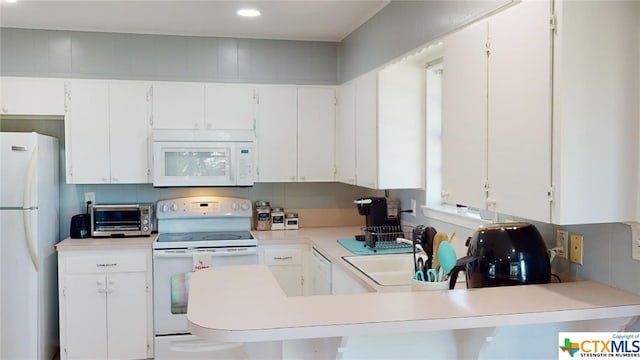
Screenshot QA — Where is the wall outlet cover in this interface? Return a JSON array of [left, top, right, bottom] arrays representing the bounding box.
[[84, 192, 96, 205], [556, 229, 569, 259], [569, 234, 584, 265], [630, 223, 640, 261]]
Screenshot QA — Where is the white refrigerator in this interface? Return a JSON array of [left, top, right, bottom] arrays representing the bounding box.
[[0, 132, 59, 360]]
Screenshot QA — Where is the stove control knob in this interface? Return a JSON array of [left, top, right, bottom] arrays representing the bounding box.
[[161, 204, 169, 212], [143, 226, 149, 232], [231, 202, 239, 210], [170, 203, 179, 212], [241, 202, 250, 211], [143, 219, 149, 225]]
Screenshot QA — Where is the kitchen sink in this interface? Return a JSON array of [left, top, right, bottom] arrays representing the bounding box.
[[342, 254, 415, 286]]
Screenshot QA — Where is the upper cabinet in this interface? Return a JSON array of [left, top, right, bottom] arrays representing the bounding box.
[[65, 79, 151, 184], [441, 20, 489, 210], [256, 86, 298, 182], [440, 0, 638, 224], [337, 63, 424, 190], [255, 86, 336, 183], [1, 77, 65, 116], [151, 82, 257, 131], [151, 82, 205, 130], [205, 84, 256, 131], [335, 80, 356, 185], [297, 87, 336, 182]]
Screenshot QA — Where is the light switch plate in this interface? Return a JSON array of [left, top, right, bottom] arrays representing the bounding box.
[[556, 230, 569, 259], [630, 223, 640, 261], [569, 234, 583, 265]]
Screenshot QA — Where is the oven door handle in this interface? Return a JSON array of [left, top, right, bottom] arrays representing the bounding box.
[[153, 248, 257, 258]]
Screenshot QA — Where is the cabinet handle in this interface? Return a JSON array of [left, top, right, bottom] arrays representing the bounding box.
[[273, 256, 293, 261], [1, 106, 8, 113], [206, 123, 212, 129], [289, 176, 295, 181], [111, 177, 119, 183], [300, 176, 306, 181], [194, 123, 200, 129], [441, 190, 450, 198], [96, 263, 117, 268]]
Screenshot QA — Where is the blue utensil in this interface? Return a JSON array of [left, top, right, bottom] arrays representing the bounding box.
[[425, 268, 439, 282], [438, 241, 457, 276], [414, 270, 425, 281]]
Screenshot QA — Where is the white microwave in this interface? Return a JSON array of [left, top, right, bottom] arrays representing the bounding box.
[[152, 130, 255, 187]]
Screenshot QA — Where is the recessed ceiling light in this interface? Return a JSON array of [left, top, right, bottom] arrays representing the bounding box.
[[237, 8, 261, 18], [5, 0, 18, 3]]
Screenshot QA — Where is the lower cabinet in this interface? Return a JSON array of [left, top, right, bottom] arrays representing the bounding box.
[[259, 244, 308, 296], [57, 248, 153, 360]]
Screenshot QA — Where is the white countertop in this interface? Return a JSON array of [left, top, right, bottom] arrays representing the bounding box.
[[55, 233, 157, 251], [187, 264, 640, 342]]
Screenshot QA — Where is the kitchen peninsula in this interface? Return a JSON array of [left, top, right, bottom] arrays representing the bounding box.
[[188, 228, 640, 359]]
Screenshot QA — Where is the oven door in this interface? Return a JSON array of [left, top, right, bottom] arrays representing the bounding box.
[[153, 247, 258, 335]]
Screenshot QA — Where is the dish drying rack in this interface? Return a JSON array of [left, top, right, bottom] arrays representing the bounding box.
[[362, 225, 414, 251]]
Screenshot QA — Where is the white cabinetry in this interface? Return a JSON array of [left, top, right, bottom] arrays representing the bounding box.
[[338, 64, 424, 190], [58, 249, 153, 360], [297, 87, 336, 182], [151, 82, 205, 130], [0, 77, 65, 115], [259, 244, 308, 296], [440, 0, 638, 224], [205, 84, 256, 130], [152, 82, 257, 130], [65, 79, 151, 184], [256, 86, 298, 182], [441, 21, 488, 211], [335, 80, 357, 185], [310, 247, 331, 295], [256, 86, 336, 182]]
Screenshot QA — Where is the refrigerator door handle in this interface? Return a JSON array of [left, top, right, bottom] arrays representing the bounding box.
[[23, 143, 40, 272]]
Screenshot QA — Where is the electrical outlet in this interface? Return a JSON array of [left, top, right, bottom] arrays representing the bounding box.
[[84, 192, 96, 205], [569, 234, 584, 265], [556, 229, 569, 259], [410, 199, 416, 217]]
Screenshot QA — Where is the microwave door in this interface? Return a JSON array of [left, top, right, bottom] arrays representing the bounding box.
[[153, 142, 234, 187]]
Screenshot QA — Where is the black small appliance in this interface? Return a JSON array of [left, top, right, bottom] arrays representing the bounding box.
[[69, 201, 91, 239], [449, 222, 551, 288], [354, 197, 399, 227]]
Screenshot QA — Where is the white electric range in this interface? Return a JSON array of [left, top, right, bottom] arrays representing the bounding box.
[[152, 196, 257, 359]]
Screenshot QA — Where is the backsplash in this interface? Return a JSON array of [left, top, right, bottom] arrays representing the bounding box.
[[392, 188, 640, 300]]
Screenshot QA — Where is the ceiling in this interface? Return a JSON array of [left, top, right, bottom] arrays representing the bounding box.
[[0, 1, 390, 42]]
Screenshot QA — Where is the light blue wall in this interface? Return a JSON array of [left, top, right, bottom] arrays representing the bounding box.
[[338, 0, 511, 81], [0, 28, 339, 84]]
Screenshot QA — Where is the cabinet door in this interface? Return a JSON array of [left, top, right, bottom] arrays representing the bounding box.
[[335, 80, 357, 185], [441, 21, 489, 210], [297, 87, 336, 182], [152, 83, 205, 129], [268, 265, 304, 296], [205, 84, 256, 130], [65, 80, 111, 184], [487, 0, 552, 222], [106, 272, 149, 360], [62, 274, 108, 360], [109, 82, 151, 184], [354, 71, 378, 189], [0, 77, 65, 116], [256, 86, 297, 182]]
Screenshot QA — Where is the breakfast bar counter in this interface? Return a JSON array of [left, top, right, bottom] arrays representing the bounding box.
[[188, 265, 640, 358]]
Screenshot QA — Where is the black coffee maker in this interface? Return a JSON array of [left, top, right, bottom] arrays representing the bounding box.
[[354, 197, 399, 227]]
